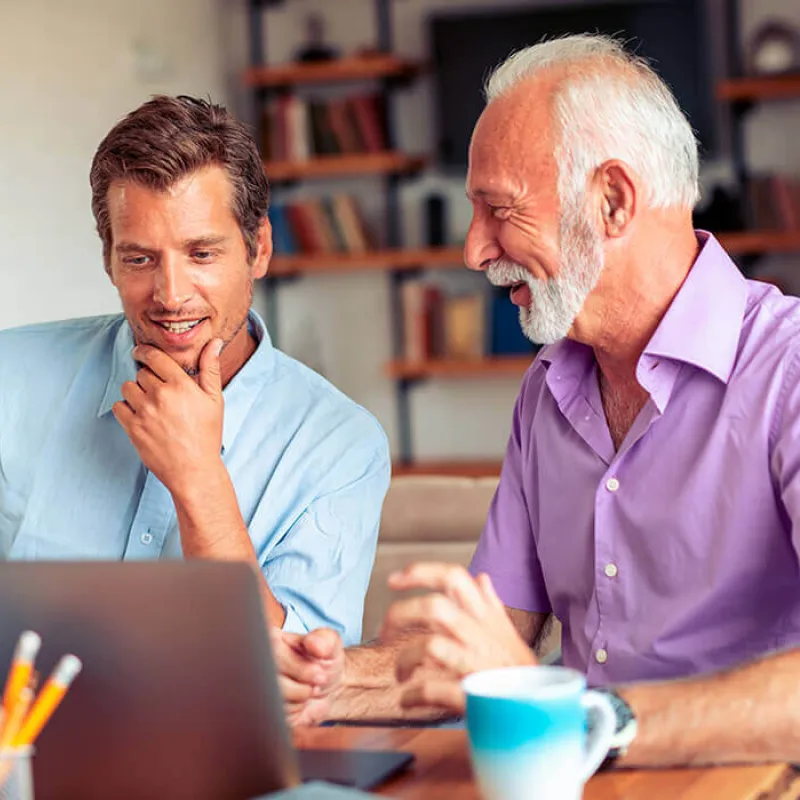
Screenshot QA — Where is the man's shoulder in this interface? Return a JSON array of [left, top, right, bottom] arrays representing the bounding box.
[[271, 349, 389, 454], [741, 281, 800, 363], [0, 314, 124, 362]]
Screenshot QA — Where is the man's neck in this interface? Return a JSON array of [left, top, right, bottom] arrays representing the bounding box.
[[584, 220, 700, 387]]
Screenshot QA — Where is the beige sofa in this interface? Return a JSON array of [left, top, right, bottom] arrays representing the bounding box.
[[362, 474, 561, 659]]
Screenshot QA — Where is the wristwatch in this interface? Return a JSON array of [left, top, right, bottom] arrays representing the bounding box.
[[596, 688, 638, 769]]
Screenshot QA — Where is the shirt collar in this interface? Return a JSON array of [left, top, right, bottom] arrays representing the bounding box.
[[537, 231, 747, 386], [97, 311, 277, 453], [643, 231, 747, 385]]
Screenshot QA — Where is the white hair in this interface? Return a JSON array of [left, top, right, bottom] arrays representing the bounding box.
[[484, 34, 700, 211]]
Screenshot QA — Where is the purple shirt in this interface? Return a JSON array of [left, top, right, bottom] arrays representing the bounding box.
[[470, 232, 800, 686]]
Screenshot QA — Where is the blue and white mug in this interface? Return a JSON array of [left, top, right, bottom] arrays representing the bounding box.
[[462, 666, 616, 800]]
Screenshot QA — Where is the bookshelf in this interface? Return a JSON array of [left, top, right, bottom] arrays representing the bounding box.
[[247, 0, 453, 473], [716, 5, 800, 263], [716, 74, 800, 103], [270, 245, 464, 277], [264, 152, 426, 183], [718, 231, 800, 255], [385, 356, 533, 381], [244, 53, 421, 88], [268, 232, 800, 278]]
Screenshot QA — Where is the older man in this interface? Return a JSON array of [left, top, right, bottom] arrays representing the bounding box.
[[0, 96, 389, 645], [277, 34, 800, 767]]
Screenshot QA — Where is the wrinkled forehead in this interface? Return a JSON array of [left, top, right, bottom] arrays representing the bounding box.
[[466, 84, 558, 199]]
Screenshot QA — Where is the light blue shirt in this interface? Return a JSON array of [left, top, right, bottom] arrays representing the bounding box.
[[0, 311, 390, 645]]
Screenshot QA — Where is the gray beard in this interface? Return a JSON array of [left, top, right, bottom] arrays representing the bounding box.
[[487, 207, 605, 345]]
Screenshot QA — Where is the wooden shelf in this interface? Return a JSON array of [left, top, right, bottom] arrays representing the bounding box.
[[717, 74, 800, 102], [243, 54, 421, 88], [269, 233, 800, 278], [386, 355, 534, 380], [393, 460, 502, 478], [264, 151, 426, 182], [270, 246, 464, 277], [717, 230, 800, 255]]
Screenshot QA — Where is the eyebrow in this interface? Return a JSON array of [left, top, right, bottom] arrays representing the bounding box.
[[115, 241, 153, 254], [465, 188, 513, 203], [114, 236, 228, 254], [183, 236, 228, 249]]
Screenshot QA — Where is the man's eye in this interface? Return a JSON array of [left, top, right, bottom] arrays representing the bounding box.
[[489, 206, 512, 220], [123, 255, 150, 266], [192, 250, 214, 261]]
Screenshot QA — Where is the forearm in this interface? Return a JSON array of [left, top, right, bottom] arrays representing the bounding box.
[[617, 648, 800, 768], [326, 635, 454, 722], [171, 461, 285, 628]]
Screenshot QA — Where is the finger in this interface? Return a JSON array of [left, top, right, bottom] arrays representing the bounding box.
[[136, 366, 163, 394], [132, 344, 187, 383], [400, 680, 466, 715], [111, 400, 135, 431], [388, 563, 486, 617], [277, 674, 314, 704], [273, 630, 306, 655], [395, 634, 471, 683], [302, 628, 343, 662], [476, 573, 506, 612], [272, 637, 327, 686], [120, 380, 146, 412], [381, 594, 485, 645], [198, 338, 223, 396]]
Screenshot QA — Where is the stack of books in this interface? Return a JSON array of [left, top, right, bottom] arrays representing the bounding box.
[[261, 93, 388, 161], [400, 282, 536, 361], [747, 173, 800, 230], [269, 195, 374, 255]]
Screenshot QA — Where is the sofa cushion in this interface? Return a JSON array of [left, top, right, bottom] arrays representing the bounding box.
[[377, 475, 499, 544]]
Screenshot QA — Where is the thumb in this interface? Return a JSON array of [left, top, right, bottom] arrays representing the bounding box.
[[303, 628, 342, 661], [199, 337, 223, 395]]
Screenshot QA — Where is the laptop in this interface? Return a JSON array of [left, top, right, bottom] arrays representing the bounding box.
[[0, 562, 413, 800]]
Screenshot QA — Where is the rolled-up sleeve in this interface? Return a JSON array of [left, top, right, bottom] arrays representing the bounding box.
[[262, 441, 390, 646]]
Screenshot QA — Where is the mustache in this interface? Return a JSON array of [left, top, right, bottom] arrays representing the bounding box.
[[485, 258, 534, 287]]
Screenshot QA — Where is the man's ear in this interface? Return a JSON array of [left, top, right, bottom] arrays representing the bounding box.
[[252, 218, 272, 280], [591, 160, 637, 239]]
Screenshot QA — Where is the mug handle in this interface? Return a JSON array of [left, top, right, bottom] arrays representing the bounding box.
[[580, 691, 617, 782]]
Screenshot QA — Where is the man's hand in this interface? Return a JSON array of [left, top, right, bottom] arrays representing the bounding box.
[[112, 338, 225, 497], [272, 628, 345, 727], [381, 563, 536, 714]]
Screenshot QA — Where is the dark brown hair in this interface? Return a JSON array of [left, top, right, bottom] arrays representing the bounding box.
[[90, 95, 269, 267]]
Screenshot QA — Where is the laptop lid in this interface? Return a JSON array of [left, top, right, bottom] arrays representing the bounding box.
[[0, 561, 299, 800]]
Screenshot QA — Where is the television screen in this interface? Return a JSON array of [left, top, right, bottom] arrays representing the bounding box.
[[430, 0, 714, 169]]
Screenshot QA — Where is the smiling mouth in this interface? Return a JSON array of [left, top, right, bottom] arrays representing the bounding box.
[[153, 318, 207, 334]]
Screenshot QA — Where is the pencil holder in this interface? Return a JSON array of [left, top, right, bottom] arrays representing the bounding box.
[[0, 748, 34, 800]]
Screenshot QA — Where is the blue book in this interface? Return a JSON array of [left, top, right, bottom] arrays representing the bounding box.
[[269, 204, 297, 255], [489, 290, 537, 355]]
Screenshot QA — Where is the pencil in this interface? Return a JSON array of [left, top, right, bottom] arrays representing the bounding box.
[[1, 632, 41, 719], [0, 687, 33, 750], [13, 654, 82, 747]]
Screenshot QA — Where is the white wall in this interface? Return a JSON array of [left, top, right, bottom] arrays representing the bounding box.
[[2, 0, 799, 463], [0, 0, 230, 329]]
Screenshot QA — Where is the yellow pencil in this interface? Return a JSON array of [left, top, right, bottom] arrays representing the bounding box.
[[0, 687, 33, 750], [1, 631, 41, 718], [13, 654, 82, 747]]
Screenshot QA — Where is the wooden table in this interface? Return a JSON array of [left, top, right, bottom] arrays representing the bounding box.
[[294, 727, 799, 799]]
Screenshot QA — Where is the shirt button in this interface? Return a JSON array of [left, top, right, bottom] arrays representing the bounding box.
[[595, 648, 609, 664], [606, 477, 620, 492], [140, 532, 153, 545], [604, 563, 618, 578]]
